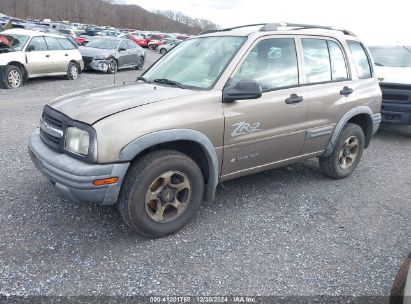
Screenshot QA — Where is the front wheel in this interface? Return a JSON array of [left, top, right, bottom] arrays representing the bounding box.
[[118, 150, 204, 238], [107, 58, 118, 74], [1, 65, 23, 89], [135, 56, 144, 70], [159, 48, 167, 55], [319, 123, 365, 179]]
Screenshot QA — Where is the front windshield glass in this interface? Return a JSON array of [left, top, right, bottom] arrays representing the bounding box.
[[370, 46, 411, 68], [144, 36, 246, 89], [86, 39, 118, 50], [0, 34, 30, 51]]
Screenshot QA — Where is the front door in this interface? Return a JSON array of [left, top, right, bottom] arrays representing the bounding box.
[[222, 37, 308, 178], [25, 36, 53, 76]]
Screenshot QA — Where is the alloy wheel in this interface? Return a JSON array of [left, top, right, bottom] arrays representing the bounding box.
[[144, 171, 192, 223], [338, 136, 359, 169], [7, 70, 21, 88]]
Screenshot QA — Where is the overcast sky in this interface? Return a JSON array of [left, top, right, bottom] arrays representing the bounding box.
[[124, 0, 411, 45]]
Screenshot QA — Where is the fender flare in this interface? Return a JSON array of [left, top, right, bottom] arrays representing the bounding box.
[[118, 129, 219, 202], [323, 106, 379, 157]]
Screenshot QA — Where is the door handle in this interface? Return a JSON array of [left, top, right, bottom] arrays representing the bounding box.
[[65, 54, 68, 56], [285, 94, 304, 104], [340, 86, 353, 96], [45, 54, 50, 58]]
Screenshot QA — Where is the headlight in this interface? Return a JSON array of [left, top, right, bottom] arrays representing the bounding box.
[[65, 127, 90, 155]]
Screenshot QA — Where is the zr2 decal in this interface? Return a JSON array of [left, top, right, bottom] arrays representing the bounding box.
[[231, 121, 262, 137]]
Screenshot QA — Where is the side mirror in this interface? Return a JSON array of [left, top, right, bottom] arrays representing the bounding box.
[[26, 45, 35, 52], [119, 47, 126, 52], [223, 80, 262, 102]]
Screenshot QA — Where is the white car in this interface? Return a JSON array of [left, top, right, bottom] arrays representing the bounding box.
[[369, 46, 411, 125], [0, 29, 84, 89]]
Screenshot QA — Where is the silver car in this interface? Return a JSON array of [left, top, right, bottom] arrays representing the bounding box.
[[79, 37, 145, 74], [0, 28, 84, 89]]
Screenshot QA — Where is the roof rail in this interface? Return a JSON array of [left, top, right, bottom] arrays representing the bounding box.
[[198, 24, 266, 35], [260, 22, 357, 36], [198, 23, 356, 37]]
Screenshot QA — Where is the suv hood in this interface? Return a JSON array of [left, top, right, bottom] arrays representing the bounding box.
[[49, 82, 197, 125], [79, 46, 115, 58], [374, 66, 411, 85]]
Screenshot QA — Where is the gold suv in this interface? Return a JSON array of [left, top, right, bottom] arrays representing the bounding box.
[[28, 23, 382, 237]]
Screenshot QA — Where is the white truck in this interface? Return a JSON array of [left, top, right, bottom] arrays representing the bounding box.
[[369, 46, 411, 126]]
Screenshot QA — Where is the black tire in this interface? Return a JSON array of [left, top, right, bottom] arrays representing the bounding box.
[[66, 62, 79, 80], [107, 58, 118, 74], [159, 48, 167, 55], [135, 56, 145, 70], [118, 150, 204, 238], [1, 65, 23, 89], [319, 123, 365, 179]]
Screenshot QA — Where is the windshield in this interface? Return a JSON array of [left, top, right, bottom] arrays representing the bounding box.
[[370, 46, 411, 68], [86, 39, 119, 49], [144, 36, 246, 89], [0, 34, 30, 51]]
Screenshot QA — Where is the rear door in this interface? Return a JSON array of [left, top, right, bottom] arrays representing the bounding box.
[[25, 36, 53, 76], [298, 37, 354, 154], [222, 36, 308, 179], [44, 36, 68, 73]]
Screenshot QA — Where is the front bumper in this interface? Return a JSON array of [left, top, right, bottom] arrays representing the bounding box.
[[84, 58, 110, 72], [28, 129, 129, 205], [380, 82, 411, 125]]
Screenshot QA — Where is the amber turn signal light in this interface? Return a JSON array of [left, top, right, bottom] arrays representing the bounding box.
[[93, 177, 118, 186]]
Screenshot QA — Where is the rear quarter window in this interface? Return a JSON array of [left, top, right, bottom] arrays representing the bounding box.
[[347, 41, 373, 79]]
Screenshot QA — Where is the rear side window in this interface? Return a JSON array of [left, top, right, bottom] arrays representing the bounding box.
[[232, 38, 299, 92], [328, 41, 348, 81], [301, 39, 331, 83], [347, 41, 372, 79], [57, 38, 77, 50], [44, 37, 63, 50], [27, 36, 47, 51]]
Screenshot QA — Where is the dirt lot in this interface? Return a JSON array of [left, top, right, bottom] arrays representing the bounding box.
[[0, 50, 410, 298]]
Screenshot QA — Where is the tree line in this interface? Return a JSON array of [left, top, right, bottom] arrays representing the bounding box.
[[0, 0, 219, 34]]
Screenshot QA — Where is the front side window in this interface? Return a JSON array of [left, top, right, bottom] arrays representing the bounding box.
[[369, 46, 411, 68], [302, 38, 331, 83], [144, 36, 246, 89], [119, 40, 128, 50], [348, 41, 372, 79], [231, 38, 299, 91]]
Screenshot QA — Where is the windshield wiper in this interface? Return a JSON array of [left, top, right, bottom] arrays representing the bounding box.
[[152, 78, 187, 89]]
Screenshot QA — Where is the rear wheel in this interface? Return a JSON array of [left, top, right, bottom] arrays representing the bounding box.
[[1, 65, 23, 89], [118, 150, 204, 238], [319, 123, 365, 179], [66, 62, 79, 80]]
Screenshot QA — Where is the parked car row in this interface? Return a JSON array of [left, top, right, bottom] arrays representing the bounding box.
[[0, 28, 146, 88]]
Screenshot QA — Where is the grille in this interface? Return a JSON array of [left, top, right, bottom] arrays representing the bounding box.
[[380, 83, 411, 103], [40, 107, 64, 152]]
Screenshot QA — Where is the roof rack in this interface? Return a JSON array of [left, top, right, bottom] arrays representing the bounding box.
[[260, 22, 357, 36], [198, 22, 356, 37]]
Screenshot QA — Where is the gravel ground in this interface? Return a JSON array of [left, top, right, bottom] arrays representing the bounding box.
[[0, 50, 410, 298]]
